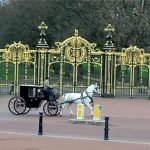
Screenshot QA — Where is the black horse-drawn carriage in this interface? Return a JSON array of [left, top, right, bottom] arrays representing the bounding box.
[[8, 85, 62, 116]]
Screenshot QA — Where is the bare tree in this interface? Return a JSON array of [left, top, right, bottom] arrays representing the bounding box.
[[0, 0, 149, 50]]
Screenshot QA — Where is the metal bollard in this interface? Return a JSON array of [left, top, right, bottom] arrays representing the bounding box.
[[104, 116, 109, 140], [38, 112, 43, 135], [76, 103, 84, 120], [93, 104, 102, 120]]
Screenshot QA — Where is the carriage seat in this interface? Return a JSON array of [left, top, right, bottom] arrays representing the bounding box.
[[43, 90, 56, 101], [43, 90, 49, 100]]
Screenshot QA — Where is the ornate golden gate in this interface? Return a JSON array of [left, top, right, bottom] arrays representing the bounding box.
[[48, 29, 103, 95], [0, 22, 149, 99], [115, 46, 150, 98], [0, 42, 36, 94]]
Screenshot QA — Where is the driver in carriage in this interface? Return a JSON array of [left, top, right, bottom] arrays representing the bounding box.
[[43, 77, 54, 101]]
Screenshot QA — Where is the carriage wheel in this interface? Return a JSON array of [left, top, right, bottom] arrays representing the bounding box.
[[8, 96, 19, 115], [23, 107, 31, 114], [54, 101, 62, 116], [43, 101, 61, 116], [14, 97, 27, 115], [43, 102, 52, 116], [47, 102, 58, 116]]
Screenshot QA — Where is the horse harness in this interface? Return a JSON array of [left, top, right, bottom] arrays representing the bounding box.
[[62, 91, 93, 105], [80, 90, 94, 105]]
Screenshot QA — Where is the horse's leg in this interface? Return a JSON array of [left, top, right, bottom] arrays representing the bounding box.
[[60, 103, 66, 116], [86, 103, 94, 116], [67, 103, 74, 116], [59, 94, 66, 116]]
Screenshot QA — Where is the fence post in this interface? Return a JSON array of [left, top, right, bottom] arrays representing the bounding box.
[[38, 112, 43, 135], [104, 116, 109, 140]]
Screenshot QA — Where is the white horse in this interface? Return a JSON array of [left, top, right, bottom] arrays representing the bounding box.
[[60, 84, 99, 116]]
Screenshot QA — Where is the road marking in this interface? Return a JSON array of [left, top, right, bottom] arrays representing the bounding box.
[[0, 131, 150, 145], [109, 139, 150, 145]]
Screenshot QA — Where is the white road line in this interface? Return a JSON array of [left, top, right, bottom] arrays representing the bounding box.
[[0, 131, 150, 145], [109, 139, 150, 145]]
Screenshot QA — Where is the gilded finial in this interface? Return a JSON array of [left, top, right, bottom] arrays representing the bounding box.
[[74, 29, 79, 36], [38, 21, 48, 36], [104, 24, 115, 32]]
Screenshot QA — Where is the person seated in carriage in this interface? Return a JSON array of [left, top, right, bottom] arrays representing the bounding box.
[[43, 77, 55, 101]]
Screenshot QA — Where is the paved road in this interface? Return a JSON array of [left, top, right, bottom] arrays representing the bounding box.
[[0, 95, 150, 150]]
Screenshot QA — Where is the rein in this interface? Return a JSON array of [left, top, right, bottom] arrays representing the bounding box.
[[60, 95, 88, 105]]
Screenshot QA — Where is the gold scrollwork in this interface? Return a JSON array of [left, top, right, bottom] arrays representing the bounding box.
[[51, 54, 60, 61], [2, 42, 31, 62], [54, 29, 101, 64], [120, 46, 145, 65], [65, 45, 86, 63], [38, 48, 47, 54]]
